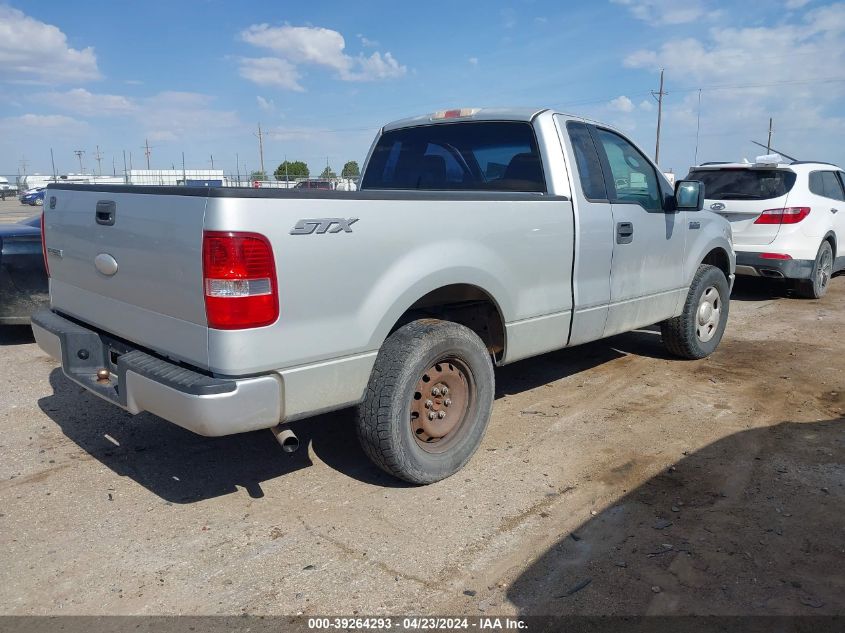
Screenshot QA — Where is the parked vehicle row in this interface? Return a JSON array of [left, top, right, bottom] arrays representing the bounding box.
[[11, 106, 845, 485], [19, 187, 46, 206]]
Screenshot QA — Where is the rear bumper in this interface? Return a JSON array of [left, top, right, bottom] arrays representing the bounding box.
[[31, 309, 282, 436], [734, 251, 815, 280]]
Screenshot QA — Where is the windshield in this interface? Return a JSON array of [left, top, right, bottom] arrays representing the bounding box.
[[362, 121, 545, 192], [687, 168, 796, 201]]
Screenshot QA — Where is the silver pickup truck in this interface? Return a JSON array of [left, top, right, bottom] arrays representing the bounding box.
[[33, 107, 734, 484]]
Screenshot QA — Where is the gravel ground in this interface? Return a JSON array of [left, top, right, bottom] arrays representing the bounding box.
[[0, 202, 842, 615]]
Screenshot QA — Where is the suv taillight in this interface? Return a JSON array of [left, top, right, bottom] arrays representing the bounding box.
[[754, 207, 810, 225], [202, 231, 278, 329], [40, 211, 50, 277]]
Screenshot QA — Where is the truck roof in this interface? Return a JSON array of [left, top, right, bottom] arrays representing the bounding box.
[[382, 107, 549, 132]]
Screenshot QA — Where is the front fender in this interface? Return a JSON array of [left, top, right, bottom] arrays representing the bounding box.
[[686, 211, 735, 286]]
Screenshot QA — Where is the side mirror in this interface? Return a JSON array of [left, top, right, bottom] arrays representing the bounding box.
[[675, 180, 705, 211]]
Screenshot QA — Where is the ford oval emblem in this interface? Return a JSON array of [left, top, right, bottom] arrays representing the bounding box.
[[94, 253, 118, 276], [710, 202, 725, 211]]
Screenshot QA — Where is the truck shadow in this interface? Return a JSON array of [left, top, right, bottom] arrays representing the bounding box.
[[36, 329, 679, 502], [0, 324, 35, 345], [505, 418, 844, 616]]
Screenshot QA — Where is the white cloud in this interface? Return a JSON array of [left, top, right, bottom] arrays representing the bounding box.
[[611, 0, 708, 25], [6, 113, 84, 128], [238, 57, 304, 91], [239, 23, 406, 90], [0, 6, 100, 84], [358, 34, 379, 48], [32, 88, 135, 116], [785, 0, 811, 8], [348, 51, 406, 81], [619, 3, 845, 167], [609, 95, 635, 112], [468, 57, 479, 66], [639, 99, 654, 111], [256, 96, 276, 111]]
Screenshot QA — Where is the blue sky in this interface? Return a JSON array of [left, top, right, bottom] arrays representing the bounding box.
[[1, 0, 844, 178]]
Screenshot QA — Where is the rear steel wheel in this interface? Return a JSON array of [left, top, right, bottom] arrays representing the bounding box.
[[410, 357, 474, 453]]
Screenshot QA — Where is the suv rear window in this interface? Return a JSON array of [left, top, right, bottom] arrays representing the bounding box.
[[361, 122, 545, 192], [687, 168, 796, 200]]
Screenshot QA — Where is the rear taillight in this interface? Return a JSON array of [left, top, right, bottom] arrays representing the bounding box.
[[40, 211, 50, 277], [202, 231, 278, 330], [754, 207, 810, 225], [760, 253, 792, 260]]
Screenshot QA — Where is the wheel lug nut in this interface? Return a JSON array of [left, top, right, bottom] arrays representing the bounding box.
[[432, 387, 441, 396], [437, 411, 446, 419], [424, 400, 433, 409], [428, 411, 437, 420], [444, 398, 452, 407], [441, 387, 449, 395]]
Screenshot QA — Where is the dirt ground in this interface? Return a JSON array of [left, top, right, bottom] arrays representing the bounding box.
[[0, 199, 842, 615]]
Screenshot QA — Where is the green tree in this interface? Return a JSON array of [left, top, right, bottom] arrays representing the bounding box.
[[274, 160, 309, 181], [341, 160, 360, 179], [320, 165, 337, 179], [249, 170, 267, 181]]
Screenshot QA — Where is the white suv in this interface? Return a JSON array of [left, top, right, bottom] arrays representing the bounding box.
[[687, 159, 845, 298]]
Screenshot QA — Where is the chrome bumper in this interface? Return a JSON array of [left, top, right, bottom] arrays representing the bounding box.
[[31, 309, 282, 437]]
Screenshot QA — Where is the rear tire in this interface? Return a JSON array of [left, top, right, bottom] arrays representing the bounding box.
[[796, 240, 833, 299], [356, 319, 495, 484], [661, 264, 730, 359]]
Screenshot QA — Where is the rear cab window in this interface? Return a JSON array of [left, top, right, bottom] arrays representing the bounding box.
[[361, 121, 546, 192], [687, 168, 796, 201]]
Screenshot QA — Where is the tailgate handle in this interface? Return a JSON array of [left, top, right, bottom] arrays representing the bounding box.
[[95, 200, 116, 226]]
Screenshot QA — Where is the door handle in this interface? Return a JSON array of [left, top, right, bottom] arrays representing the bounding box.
[[832, 208, 839, 214], [616, 221, 634, 244], [95, 200, 116, 226]]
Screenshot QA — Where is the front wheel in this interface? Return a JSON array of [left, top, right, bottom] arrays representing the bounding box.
[[356, 319, 495, 484], [796, 241, 833, 299], [661, 264, 730, 359]]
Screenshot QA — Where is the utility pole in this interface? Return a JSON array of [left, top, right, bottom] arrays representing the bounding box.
[[285, 154, 288, 183], [182, 152, 186, 185], [112, 155, 116, 176], [129, 151, 134, 172], [123, 150, 128, 184], [93, 145, 104, 175], [651, 68, 667, 165], [142, 138, 152, 170], [236, 152, 240, 186], [693, 89, 702, 166], [766, 118, 774, 153], [254, 123, 265, 177], [19, 156, 29, 177], [73, 150, 85, 173], [209, 154, 215, 170], [50, 148, 57, 182]]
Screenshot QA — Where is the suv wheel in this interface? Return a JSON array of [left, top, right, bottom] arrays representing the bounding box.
[[796, 240, 833, 299], [356, 319, 495, 484]]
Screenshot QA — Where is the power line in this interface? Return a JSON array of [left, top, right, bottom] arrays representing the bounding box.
[[254, 123, 265, 176], [93, 145, 104, 175], [73, 149, 85, 173], [142, 139, 153, 170]]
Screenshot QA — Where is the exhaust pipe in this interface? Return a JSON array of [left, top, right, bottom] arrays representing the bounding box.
[[271, 425, 300, 453]]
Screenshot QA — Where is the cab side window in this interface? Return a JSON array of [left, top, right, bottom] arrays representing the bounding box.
[[594, 128, 663, 212], [566, 121, 607, 200]]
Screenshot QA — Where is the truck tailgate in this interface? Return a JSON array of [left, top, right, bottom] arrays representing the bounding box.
[[43, 187, 209, 368]]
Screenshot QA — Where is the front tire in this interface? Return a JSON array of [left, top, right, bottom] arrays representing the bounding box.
[[661, 264, 730, 359], [796, 240, 833, 299], [356, 319, 495, 484]]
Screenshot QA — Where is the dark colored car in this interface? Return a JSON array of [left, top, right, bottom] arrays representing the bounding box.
[[0, 215, 48, 324], [20, 188, 46, 206], [293, 179, 334, 190]]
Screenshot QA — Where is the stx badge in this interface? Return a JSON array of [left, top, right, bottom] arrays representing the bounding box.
[[290, 218, 359, 235]]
